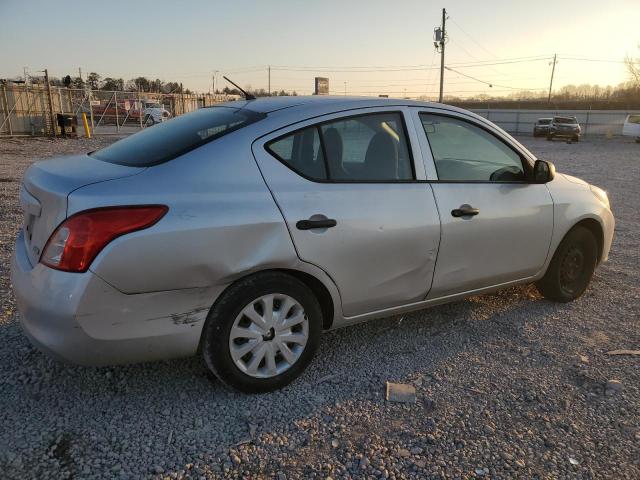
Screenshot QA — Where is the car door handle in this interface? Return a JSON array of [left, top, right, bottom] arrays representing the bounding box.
[[296, 219, 337, 230], [451, 205, 480, 218]]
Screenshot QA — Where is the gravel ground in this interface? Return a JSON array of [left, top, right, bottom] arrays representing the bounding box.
[[0, 135, 638, 479]]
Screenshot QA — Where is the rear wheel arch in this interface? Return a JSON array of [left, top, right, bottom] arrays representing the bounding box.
[[202, 268, 336, 340], [275, 268, 335, 330]]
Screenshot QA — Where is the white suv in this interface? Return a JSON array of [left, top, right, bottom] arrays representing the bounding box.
[[143, 102, 171, 125]]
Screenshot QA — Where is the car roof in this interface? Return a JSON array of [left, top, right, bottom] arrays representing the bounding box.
[[216, 95, 466, 115]]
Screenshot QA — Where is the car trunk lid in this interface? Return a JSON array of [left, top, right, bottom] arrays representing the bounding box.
[[20, 154, 144, 266]]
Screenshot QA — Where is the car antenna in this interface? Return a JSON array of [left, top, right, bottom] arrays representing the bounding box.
[[222, 76, 256, 100]]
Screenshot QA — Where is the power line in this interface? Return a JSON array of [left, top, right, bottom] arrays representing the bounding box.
[[444, 66, 546, 91], [448, 17, 500, 59]]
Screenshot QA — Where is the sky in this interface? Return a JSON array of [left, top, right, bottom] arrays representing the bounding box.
[[1, 0, 638, 99]]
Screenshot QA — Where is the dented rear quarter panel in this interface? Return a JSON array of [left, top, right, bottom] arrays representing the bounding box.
[[68, 132, 301, 294]]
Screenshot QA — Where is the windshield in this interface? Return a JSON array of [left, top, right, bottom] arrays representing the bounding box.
[[554, 117, 577, 124], [538, 119, 551, 125], [92, 107, 265, 167], [146, 103, 162, 109]]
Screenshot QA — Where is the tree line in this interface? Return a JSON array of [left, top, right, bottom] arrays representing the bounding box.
[[25, 72, 298, 97]]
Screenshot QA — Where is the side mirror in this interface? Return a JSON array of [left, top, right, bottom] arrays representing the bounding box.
[[532, 160, 555, 183]]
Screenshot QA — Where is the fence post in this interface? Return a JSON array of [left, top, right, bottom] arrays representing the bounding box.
[[88, 90, 95, 132], [585, 105, 591, 137], [44, 70, 57, 136], [137, 89, 143, 129], [1, 85, 13, 135], [114, 91, 119, 132]]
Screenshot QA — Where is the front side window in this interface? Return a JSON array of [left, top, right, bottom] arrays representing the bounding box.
[[420, 113, 525, 182], [627, 115, 640, 124], [92, 106, 265, 167], [266, 112, 414, 182]]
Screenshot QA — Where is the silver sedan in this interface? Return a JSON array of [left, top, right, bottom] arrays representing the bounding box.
[[11, 97, 614, 392]]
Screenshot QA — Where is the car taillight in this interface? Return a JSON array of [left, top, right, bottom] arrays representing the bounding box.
[[40, 205, 168, 273]]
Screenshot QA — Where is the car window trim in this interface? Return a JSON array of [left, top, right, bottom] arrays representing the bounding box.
[[417, 111, 533, 183], [264, 110, 417, 184]]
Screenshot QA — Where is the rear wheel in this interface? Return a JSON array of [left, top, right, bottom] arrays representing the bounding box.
[[201, 272, 322, 393], [573, 135, 580, 142], [535, 226, 597, 302], [546, 134, 553, 141]]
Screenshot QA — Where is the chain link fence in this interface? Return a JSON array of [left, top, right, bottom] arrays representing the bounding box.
[[1, 84, 637, 137], [0, 84, 238, 136]]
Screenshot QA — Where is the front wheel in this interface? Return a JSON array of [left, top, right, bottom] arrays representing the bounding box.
[[201, 272, 322, 393], [535, 226, 597, 302]]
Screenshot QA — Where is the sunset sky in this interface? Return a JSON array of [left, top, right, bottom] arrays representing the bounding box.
[[1, 0, 638, 99]]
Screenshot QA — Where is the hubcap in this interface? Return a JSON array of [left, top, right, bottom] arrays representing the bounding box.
[[229, 294, 309, 379], [560, 245, 585, 293]]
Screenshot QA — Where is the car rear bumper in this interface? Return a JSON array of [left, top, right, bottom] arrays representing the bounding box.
[[11, 230, 221, 366], [550, 130, 580, 138]]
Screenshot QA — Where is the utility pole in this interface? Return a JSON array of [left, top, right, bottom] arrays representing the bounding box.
[[547, 54, 557, 104], [212, 70, 218, 95], [438, 8, 447, 103], [268, 65, 271, 96], [78, 67, 82, 82], [43, 69, 57, 137]]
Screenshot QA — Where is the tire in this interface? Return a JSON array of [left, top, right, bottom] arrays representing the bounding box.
[[546, 135, 553, 141], [201, 272, 322, 393], [533, 131, 538, 138], [573, 136, 580, 142], [535, 226, 598, 303], [144, 115, 155, 126]]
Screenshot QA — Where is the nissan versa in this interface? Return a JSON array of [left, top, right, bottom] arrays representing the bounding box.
[[11, 97, 614, 393]]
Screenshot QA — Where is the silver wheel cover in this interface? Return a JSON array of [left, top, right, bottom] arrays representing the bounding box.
[[228, 294, 309, 379]]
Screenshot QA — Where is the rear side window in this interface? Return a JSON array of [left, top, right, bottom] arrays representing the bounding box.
[[267, 127, 327, 180], [92, 107, 265, 167], [627, 115, 640, 124], [554, 117, 577, 124], [266, 112, 414, 182]]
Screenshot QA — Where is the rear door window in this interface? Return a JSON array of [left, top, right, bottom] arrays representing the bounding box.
[[92, 106, 265, 166], [265, 112, 414, 182]]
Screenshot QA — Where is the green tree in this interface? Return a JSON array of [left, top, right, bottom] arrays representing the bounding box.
[[86, 72, 101, 89], [101, 77, 124, 91]]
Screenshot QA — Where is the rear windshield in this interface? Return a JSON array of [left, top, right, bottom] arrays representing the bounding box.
[[554, 117, 577, 124], [91, 106, 265, 166]]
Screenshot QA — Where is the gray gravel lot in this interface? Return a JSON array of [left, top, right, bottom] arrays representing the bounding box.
[[0, 135, 638, 479]]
